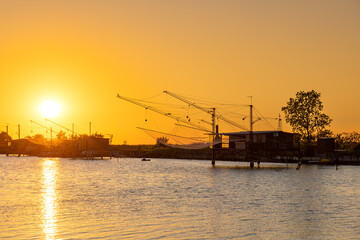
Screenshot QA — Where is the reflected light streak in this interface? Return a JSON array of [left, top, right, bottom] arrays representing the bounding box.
[[41, 159, 59, 240]]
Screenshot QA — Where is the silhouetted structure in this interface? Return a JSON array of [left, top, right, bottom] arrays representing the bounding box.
[[8, 139, 45, 156], [55, 136, 111, 158], [224, 131, 297, 152], [4, 136, 111, 158], [317, 137, 335, 154]]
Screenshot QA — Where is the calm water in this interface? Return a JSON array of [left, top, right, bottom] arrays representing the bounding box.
[[1, 156, 360, 239]]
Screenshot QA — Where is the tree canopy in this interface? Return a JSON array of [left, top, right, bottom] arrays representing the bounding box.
[[26, 134, 46, 144], [56, 130, 68, 140], [335, 132, 360, 151], [156, 136, 169, 147], [282, 90, 332, 143]]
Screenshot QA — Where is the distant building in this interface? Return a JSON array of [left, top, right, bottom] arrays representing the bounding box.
[[222, 131, 298, 152], [0, 141, 10, 154], [57, 136, 111, 158], [8, 139, 45, 156]]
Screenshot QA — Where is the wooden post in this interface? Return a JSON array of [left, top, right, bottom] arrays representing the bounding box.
[[212, 147, 215, 166], [211, 108, 216, 166], [249, 97, 254, 169], [89, 122, 92, 160], [72, 123, 74, 139], [6, 124, 9, 156], [18, 124, 20, 157]]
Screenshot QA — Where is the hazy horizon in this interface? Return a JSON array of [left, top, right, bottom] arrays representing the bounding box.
[[1, 0, 359, 144]]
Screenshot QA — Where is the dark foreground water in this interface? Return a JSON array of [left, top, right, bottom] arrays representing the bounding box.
[[1, 156, 360, 239]]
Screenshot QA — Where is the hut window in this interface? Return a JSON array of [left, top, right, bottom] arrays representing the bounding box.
[[256, 134, 263, 142]]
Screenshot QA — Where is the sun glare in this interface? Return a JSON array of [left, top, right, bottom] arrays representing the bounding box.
[[39, 100, 61, 118]]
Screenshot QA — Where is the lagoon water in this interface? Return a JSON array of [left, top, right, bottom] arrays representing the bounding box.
[[1, 156, 360, 239]]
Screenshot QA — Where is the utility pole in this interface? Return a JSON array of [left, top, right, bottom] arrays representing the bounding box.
[[18, 124, 20, 140], [212, 108, 216, 166], [277, 113, 282, 131], [249, 96, 254, 169], [72, 123, 75, 139], [249, 96, 253, 143], [6, 124, 9, 156], [212, 108, 216, 134]]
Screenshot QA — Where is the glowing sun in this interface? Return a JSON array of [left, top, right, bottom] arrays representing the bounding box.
[[39, 100, 61, 118]]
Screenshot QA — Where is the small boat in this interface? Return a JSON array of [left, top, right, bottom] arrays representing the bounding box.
[[142, 158, 151, 161]]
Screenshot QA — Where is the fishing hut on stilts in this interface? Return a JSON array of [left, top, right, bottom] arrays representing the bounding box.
[[116, 91, 292, 167]]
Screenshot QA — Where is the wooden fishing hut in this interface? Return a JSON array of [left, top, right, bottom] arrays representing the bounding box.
[[58, 136, 111, 159], [223, 130, 297, 152]]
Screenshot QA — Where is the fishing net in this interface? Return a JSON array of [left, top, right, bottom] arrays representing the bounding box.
[[118, 91, 282, 149], [138, 125, 224, 149]]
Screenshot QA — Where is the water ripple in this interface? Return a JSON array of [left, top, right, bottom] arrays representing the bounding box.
[[1, 157, 360, 239]]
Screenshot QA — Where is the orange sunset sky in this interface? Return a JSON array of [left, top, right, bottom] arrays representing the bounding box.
[[0, 0, 359, 144]]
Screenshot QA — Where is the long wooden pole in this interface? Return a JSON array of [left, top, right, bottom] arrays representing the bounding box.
[[212, 108, 216, 166]]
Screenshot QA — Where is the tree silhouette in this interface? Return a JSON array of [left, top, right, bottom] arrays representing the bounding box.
[[156, 136, 169, 146], [282, 90, 332, 143], [29, 134, 46, 144], [56, 130, 68, 140], [335, 131, 360, 151]]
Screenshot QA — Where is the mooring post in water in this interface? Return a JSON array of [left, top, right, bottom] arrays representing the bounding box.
[[335, 155, 339, 170], [18, 124, 20, 157], [250, 160, 254, 169], [296, 136, 301, 170], [212, 147, 215, 166], [296, 155, 302, 170]]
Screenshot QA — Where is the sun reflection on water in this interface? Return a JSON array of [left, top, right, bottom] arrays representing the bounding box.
[[41, 159, 59, 240]]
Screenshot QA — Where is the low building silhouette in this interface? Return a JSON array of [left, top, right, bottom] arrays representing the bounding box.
[[317, 137, 335, 155], [8, 139, 45, 156], [223, 131, 297, 152], [56, 136, 111, 158]]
